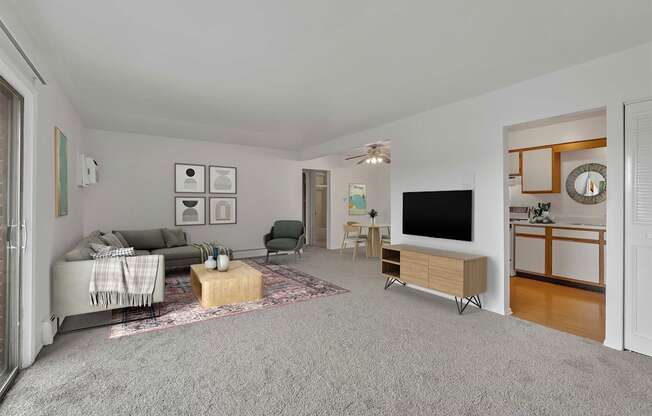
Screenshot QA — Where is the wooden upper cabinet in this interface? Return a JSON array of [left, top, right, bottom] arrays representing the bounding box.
[[521, 147, 560, 193], [508, 152, 521, 176]]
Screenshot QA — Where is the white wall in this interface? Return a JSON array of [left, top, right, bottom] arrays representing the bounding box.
[[508, 114, 607, 222], [508, 114, 606, 148], [0, 3, 87, 366], [300, 42, 652, 350], [83, 130, 302, 254]]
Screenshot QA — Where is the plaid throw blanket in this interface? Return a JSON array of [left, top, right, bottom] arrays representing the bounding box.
[[191, 242, 233, 262], [89, 255, 160, 307]]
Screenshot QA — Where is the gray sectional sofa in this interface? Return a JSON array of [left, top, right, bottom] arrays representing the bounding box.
[[53, 228, 205, 321]]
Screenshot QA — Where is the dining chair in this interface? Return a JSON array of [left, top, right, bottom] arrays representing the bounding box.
[[341, 223, 368, 260], [380, 225, 391, 247]]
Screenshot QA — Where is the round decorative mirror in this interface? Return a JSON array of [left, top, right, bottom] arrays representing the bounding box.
[[566, 163, 606, 204]]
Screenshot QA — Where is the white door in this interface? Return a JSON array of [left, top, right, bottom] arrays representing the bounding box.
[[625, 99, 652, 356]]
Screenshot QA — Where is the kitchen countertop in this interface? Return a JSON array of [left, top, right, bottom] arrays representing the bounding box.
[[509, 220, 606, 231]]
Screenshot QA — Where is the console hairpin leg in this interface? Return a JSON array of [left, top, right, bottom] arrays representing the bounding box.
[[384, 276, 406, 290], [454, 295, 482, 314]]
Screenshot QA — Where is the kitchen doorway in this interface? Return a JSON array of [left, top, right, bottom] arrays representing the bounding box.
[[302, 169, 330, 248], [503, 109, 607, 342]]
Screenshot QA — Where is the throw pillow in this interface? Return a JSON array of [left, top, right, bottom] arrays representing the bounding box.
[[162, 228, 187, 248], [92, 247, 136, 259], [63, 231, 105, 261], [113, 231, 129, 248], [101, 232, 125, 248], [90, 243, 113, 254]]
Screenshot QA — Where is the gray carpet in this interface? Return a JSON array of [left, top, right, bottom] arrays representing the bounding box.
[[2, 247, 652, 415]]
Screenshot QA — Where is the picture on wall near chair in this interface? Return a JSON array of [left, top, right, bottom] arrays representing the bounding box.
[[209, 197, 237, 224], [175, 163, 205, 193], [348, 183, 367, 215], [54, 127, 69, 216], [175, 197, 206, 226], [209, 166, 237, 194]]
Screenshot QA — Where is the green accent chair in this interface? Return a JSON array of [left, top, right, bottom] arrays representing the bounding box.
[[264, 220, 305, 263]]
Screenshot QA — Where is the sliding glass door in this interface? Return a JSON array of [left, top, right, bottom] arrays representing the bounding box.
[[0, 76, 23, 398]]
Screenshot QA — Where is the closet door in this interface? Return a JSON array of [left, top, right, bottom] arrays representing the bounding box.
[[625, 99, 652, 357]]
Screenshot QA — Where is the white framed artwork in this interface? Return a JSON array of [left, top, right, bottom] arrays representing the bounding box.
[[175, 197, 206, 226], [175, 163, 205, 193], [209, 197, 237, 224], [209, 166, 237, 194]]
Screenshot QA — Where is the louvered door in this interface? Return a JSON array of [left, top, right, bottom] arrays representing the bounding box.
[[625, 99, 652, 356]]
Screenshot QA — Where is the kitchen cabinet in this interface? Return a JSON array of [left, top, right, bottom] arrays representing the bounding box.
[[515, 235, 545, 274], [508, 151, 521, 176], [521, 147, 560, 193], [513, 224, 605, 287]]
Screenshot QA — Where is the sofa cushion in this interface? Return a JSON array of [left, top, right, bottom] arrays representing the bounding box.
[[114, 229, 166, 250], [162, 228, 187, 248], [134, 249, 151, 256], [266, 238, 298, 251], [151, 246, 201, 260], [63, 231, 105, 261], [272, 221, 303, 239]]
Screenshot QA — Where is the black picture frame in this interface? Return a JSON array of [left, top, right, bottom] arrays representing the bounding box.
[[174, 163, 206, 194], [208, 165, 237, 194], [209, 197, 237, 225]]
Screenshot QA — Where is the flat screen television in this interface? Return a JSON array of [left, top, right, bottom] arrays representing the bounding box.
[[402, 190, 472, 241]]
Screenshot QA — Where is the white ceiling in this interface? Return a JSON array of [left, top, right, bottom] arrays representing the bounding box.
[[13, 0, 652, 150]]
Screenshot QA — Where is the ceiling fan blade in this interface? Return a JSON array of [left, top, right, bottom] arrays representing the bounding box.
[[356, 159, 367, 165], [345, 154, 367, 160]]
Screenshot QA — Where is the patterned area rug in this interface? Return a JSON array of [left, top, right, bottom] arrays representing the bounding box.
[[108, 258, 348, 339]]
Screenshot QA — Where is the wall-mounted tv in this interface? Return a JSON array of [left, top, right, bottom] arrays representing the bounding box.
[[402, 190, 472, 241]]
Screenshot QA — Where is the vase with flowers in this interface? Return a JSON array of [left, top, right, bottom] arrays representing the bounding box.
[[368, 209, 378, 225]]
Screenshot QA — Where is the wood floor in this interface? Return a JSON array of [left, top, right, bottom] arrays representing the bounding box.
[[510, 276, 605, 342]]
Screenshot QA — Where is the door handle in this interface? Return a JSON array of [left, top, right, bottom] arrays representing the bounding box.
[[6, 222, 17, 250], [20, 219, 27, 251]]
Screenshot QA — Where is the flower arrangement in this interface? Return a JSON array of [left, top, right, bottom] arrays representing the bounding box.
[[368, 209, 378, 224]]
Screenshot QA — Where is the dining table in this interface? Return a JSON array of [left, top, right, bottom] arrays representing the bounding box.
[[358, 223, 390, 257]]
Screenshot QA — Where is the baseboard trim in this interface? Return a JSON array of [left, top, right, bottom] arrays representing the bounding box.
[[516, 272, 605, 293]]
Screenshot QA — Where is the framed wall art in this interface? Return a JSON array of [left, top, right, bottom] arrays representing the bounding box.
[[348, 183, 367, 215], [54, 127, 69, 216], [175, 163, 205, 193], [209, 165, 237, 194], [209, 197, 237, 224], [175, 197, 206, 226]]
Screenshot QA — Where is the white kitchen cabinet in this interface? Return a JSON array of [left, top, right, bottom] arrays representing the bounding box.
[[514, 235, 545, 274], [552, 240, 600, 283], [521, 147, 560, 193], [508, 152, 520, 176]]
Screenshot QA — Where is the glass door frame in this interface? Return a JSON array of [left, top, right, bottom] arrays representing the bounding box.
[[0, 75, 23, 399]]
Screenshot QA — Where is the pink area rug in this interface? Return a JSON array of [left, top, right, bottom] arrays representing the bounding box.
[[108, 258, 348, 339]]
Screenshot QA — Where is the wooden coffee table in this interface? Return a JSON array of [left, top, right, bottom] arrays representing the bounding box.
[[190, 261, 263, 308]]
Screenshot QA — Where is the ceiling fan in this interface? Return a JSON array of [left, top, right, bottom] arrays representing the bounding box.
[[345, 141, 391, 165]]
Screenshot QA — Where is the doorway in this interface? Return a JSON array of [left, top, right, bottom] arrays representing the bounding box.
[[0, 77, 23, 397], [302, 169, 329, 248], [503, 109, 607, 342]]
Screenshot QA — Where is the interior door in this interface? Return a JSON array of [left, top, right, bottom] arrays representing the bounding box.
[[0, 77, 22, 397], [625, 99, 652, 356]]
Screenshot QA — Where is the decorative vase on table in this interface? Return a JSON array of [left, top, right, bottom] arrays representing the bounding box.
[[217, 252, 230, 272], [204, 255, 217, 270], [368, 209, 378, 225]]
